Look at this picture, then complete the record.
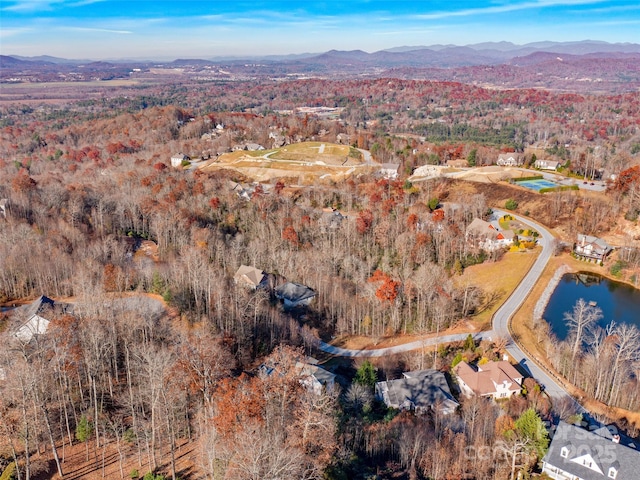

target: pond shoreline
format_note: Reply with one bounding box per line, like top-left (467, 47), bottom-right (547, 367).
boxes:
top-left (533, 264), bottom-right (570, 323)
top-left (541, 266), bottom-right (640, 340)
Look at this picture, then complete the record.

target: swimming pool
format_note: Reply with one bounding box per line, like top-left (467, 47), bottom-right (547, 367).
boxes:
top-left (516, 179), bottom-right (558, 191)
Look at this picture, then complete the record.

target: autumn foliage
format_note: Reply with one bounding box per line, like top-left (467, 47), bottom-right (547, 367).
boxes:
top-left (368, 269), bottom-right (401, 303)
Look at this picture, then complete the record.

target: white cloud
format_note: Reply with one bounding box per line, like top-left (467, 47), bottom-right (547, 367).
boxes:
top-left (2, 0), bottom-right (104, 12)
top-left (61, 26), bottom-right (131, 34)
top-left (413, 0), bottom-right (603, 20)
top-left (0, 27), bottom-right (33, 38)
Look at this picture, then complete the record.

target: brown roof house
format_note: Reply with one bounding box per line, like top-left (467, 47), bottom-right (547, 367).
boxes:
top-left (375, 369), bottom-right (459, 415)
top-left (234, 265), bottom-right (268, 290)
top-left (454, 360), bottom-right (523, 399)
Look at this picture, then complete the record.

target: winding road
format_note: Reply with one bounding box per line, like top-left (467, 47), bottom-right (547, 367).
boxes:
top-left (318, 210), bottom-right (581, 407)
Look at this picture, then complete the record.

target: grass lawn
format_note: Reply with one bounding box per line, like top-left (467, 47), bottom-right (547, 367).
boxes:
top-left (217, 142), bottom-right (361, 165)
top-left (455, 248), bottom-right (541, 330)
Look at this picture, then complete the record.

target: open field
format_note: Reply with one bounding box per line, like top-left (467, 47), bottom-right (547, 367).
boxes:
top-left (199, 141), bottom-right (373, 183)
top-left (0, 79), bottom-right (159, 104)
top-left (455, 248), bottom-right (541, 328)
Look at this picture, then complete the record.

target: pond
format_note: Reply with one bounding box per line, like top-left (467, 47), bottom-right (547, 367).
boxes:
top-left (542, 272), bottom-right (640, 340)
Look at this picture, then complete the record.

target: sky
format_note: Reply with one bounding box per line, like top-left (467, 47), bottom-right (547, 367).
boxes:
top-left (1, 0), bottom-right (639, 60)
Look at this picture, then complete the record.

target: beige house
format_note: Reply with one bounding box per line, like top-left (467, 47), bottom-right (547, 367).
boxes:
top-left (466, 218), bottom-right (515, 251)
top-left (233, 265), bottom-right (267, 290)
top-left (454, 360), bottom-right (523, 399)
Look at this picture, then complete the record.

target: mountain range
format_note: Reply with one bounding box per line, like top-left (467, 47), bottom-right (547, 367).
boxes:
top-left (2, 40), bottom-right (640, 93)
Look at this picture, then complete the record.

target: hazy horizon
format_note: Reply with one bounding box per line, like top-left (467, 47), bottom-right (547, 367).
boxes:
top-left (2, 0), bottom-right (640, 60)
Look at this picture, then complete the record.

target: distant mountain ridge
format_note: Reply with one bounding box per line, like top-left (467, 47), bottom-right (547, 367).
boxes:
top-left (3, 40), bottom-right (640, 93)
top-left (5, 40), bottom-right (640, 65)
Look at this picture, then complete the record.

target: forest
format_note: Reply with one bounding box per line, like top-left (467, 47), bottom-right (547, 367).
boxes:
top-left (1, 77), bottom-right (640, 479)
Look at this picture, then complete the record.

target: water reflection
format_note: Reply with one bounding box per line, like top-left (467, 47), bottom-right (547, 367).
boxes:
top-left (542, 272), bottom-right (640, 340)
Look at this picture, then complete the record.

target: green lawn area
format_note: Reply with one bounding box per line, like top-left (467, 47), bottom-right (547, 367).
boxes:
top-left (455, 249), bottom-right (540, 328)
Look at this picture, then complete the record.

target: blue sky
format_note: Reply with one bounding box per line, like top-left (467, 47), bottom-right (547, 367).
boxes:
top-left (1, 0), bottom-right (639, 60)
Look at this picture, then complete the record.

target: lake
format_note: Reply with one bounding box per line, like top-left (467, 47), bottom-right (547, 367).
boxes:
top-left (542, 272), bottom-right (640, 340)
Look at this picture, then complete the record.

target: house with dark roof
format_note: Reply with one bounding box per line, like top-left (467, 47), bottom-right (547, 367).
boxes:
top-left (574, 234), bottom-right (613, 262)
top-left (275, 282), bottom-right (316, 309)
top-left (13, 295), bottom-right (71, 343)
top-left (375, 369), bottom-right (459, 415)
top-left (454, 360), bottom-right (523, 399)
top-left (296, 361), bottom-right (336, 395)
top-left (542, 421), bottom-right (640, 480)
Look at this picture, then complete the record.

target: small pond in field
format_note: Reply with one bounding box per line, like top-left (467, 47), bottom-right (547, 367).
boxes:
top-left (542, 272), bottom-right (640, 340)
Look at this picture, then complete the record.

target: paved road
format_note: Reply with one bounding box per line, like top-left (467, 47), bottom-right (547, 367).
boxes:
top-left (319, 331), bottom-right (494, 358)
top-left (357, 148), bottom-right (376, 166)
top-left (318, 210), bottom-right (582, 409)
top-left (490, 211), bottom-right (579, 406)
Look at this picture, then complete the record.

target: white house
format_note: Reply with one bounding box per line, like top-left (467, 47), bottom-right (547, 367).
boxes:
top-left (13, 295), bottom-right (71, 344)
top-left (542, 421), bottom-right (640, 480)
top-left (171, 153), bottom-right (190, 168)
top-left (379, 163), bottom-right (401, 180)
top-left (497, 153), bottom-right (523, 167)
top-left (574, 234), bottom-right (612, 262)
top-left (534, 159), bottom-right (560, 171)
top-left (466, 218), bottom-right (514, 251)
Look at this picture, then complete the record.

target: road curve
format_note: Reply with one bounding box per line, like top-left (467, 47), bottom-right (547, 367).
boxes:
top-left (318, 209), bottom-right (580, 408)
top-left (490, 211), bottom-right (578, 405)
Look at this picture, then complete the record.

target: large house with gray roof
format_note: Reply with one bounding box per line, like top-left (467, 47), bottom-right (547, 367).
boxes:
top-left (375, 369), bottom-right (459, 415)
top-left (542, 421), bottom-right (640, 480)
top-left (275, 282), bottom-right (316, 309)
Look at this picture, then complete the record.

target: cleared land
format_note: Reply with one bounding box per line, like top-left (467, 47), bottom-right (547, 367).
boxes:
top-left (199, 142), bottom-right (372, 183)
